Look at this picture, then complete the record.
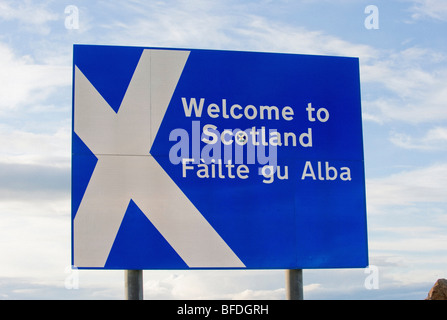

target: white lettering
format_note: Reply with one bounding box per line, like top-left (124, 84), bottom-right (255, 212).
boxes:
top-left (244, 104), bottom-right (257, 120)
top-left (301, 161), bottom-right (316, 180)
top-left (260, 105), bottom-right (279, 120)
top-left (182, 158), bottom-right (194, 177)
top-left (177, 304), bottom-right (212, 317)
top-left (230, 103), bottom-right (243, 119)
top-left (207, 103), bottom-right (220, 118)
top-left (182, 159), bottom-right (249, 180)
top-left (221, 129), bottom-right (234, 145)
top-left (202, 124), bottom-right (218, 144)
top-left (182, 97), bottom-right (205, 117)
top-left (340, 167), bottom-right (352, 181)
top-left (307, 103), bottom-right (329, 122)
top-left (222, 304), bottom-right (269, 315)
top-left (181, 98), bottom-right (294, 121)
top-left (301, 161), bottom-right (352, 181)
top-left (282, 106), bottom-right (294, 121)
top-left (299, 128), bottom-right (312, 147)
top-left (261, 165), bottom-right (288, 184)
top-left (317, 108), bottom-right (329, 122)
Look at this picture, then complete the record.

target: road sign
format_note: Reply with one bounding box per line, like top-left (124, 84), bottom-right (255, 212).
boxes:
top-left (72, 44), bottom-right (368, 269)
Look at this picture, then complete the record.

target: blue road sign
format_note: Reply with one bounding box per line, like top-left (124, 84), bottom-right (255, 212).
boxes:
top-left (72, 44), bottom-right (368, 269)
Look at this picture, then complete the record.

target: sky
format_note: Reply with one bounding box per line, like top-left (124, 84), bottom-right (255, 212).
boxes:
top-left (0, 0), bottom-right (446, 300)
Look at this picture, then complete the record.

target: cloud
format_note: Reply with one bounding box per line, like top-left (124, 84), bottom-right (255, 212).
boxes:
top-left (0, 0), bottom-right (445, 301)
top-left (0, 122), bottom-right (70, 167)
top-left (0, 199), bottom-right (69, 281)
top-left (361, 46), bottom-right (447, 124)
top-left (0, 0), bottom-right (59, 34)
top-left (89, 3), bottom-right (447, 125)
top-left (367, 163), bottom-right (447, 207)
top-left (94, 1), bottom-right (377, 60)
top-left (408, 0), bottom-right (447, 21)
top-left (362, 48), bottom-right (441, 98)
top-left (143, 270), bottom-right (285, 299)
top-left (231, 288), bottom-right (284, 300)
top-left (0, 42), bottom-right (71, 112)
top-left (0, 162), bottom-right (69, 201)
top-left (389, 127), bottom-right (447, 150)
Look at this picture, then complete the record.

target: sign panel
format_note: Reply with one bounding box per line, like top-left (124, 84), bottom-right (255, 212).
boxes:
top-left (72, 44), bottom-right (368, 269)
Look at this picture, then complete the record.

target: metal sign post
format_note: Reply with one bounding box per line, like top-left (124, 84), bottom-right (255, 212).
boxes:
top-left (125, 270), bottom-right (143, 300)
top-left (286, 269), bottom-right (303, 300)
